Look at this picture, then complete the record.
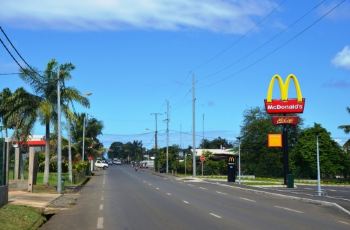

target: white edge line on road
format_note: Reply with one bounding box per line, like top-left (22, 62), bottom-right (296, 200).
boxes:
top-left (209, 212), bottom-right (222, 219)
top-left (199, 187), bottom-right (208, 190)
top-left (99, 204), bottom-right (104, 211)
top-left (274, 205), bottom-right (304, 214)
top-left (240, 197), bottom-right (256, 202)
top-left (97, 217), bottom-right (104, 229)
top-left (338, 220), bottom-right (350, 225)
top-left (205, 181), bottom-right (350, 217)
top-left (156, 187), bottom-right (160, 190)
top-left (183, 200), bottom-right (190, 204)
top-left (166, 193), bottom-right (172, 196)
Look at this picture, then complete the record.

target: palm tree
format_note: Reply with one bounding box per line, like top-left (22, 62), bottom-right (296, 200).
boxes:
top-left (20, 59), bottom-right (89, 185)
top-left (0, 87), bottom-right (39, 151)
top-left (339, 107), bottom-right (350, 134)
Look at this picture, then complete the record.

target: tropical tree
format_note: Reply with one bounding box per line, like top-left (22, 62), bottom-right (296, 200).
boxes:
top-left (20, 59), bottom-right (89, 185)
top-left (339, 107), bottom-right (350, 151)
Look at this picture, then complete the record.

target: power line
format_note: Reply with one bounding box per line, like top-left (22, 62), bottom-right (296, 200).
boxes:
top-left (198, 0), bottom-right (327, 83)
top-left (192, 0), bottom-right (287, 71)
top-left (199, 0), bottom-right (347, 89)
top-left (0, 26), bottom-right (37, 74)
top-left (0, 36), bottom-right (26, 71)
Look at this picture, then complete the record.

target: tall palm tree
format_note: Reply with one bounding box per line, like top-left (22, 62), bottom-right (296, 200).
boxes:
top-left (0, 87), bottom-right (39, 148)
top-left (339, 107), bottom-right (350, 134)
top-left (20, 59), bottom-right (89, 185)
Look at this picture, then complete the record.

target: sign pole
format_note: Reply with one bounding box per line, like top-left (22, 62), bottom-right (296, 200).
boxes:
top-left (201, 161), bottom-right (203, 176)
top-left (282, 124), bottom-right (289, 185)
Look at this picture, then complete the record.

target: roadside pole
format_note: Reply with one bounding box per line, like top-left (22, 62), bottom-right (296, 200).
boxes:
top-left (316, 135), bottom-right (322, 196)
top-left (57, 73), bottom-right (62, 194)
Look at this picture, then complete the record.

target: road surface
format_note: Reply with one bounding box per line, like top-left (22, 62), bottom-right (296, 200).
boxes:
top-left (41, 166), bottom-right (350, 230)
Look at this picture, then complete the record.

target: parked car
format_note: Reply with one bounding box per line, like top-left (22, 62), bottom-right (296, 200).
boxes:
top-left (95, 160), bottom-right (108, 169)
top-left (113, 159), bottom-right (122, 165)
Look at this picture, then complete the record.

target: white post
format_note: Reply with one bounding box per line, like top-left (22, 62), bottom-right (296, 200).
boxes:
top-left (68, 121), bottom-right (73, 183)
top-left (57, 73), bottom-right (62, 194)
top-left (82, 114), bottom-right (86, 161)
top-left (238, 137), bottom-right (241, 185)
top-left (316, 135), bottom-right (321, 196)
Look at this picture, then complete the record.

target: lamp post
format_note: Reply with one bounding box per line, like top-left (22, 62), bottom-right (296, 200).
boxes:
top-left (237, 137), bottom-right (241, 185)
top-left (57, 72), bottom-right (62, 193)
top-left (82, 93), bottom-right (92, 162)
top-left (316, 135), bottom-right (322, 196)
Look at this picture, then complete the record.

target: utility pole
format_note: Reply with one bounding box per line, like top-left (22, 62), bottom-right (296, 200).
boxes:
top-left (82, 113), bottom-right (88, 161)
top-left (165, 100), bottom-right (170, 174)
top-left (202, 113), bottom-right (205, 147)
top-left (57, 73), bottom-right (62, 194)
top-left (237, 137), bottom-right (241, 185)
top-left (181, 124), bottom-right (186, 176)
top-left (67, 121), bottom-right (73, 183)
top-left (192, 73), bottom-right (196, 177)
top-left (316, 135), bottom-right (322, 196)
top-left (151, 112), bottom-right (161, 171)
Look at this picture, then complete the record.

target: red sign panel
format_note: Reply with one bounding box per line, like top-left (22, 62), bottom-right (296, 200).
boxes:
top-left (200, 155), bottom-right (206, 162)
top-left (272, 116), bottom-right (299, 126)
top-left (264, 98), bottom-right (305, 114)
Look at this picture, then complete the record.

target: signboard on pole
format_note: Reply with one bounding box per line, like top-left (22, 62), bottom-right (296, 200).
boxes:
top-left (200, 155), bottom-right (206, 162)
top-left (268, 134), bottom-right (282, 148)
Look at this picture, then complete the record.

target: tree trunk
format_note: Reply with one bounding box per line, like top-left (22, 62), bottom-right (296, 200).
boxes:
top-left (43, 121), bottom-right (50, 185)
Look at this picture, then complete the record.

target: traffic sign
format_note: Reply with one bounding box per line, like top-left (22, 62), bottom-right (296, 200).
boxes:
top-left (200, 155), bottom-right (206, 162)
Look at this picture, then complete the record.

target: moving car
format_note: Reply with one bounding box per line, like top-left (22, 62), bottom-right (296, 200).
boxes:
top-left (95, 160), bottom-right (108, 169)
top-left (113, 159), bottom-right (122, 165)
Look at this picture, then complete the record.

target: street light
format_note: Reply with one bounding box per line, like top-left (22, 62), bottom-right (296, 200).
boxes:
top-left (316, 134), bottom-right (322, 196)
top-left (82, 93), bottom-right (92, 161)
top-left (237, 137), bottom-right (241, 185)
top-left (57, 72), bottom-right (62, 193)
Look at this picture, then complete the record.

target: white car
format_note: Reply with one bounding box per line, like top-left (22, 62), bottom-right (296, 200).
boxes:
top-left (95, 160), bottom-right (108, 169)
top-left (113, 159), bottom-right (122, 165)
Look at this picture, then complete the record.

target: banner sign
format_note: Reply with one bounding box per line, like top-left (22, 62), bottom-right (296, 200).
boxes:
top-left (264, 74), bottom-right (305, 114)
top-left (268, 134), bottom-right (282, 148)
top-left (272, 116), bottom-right (299, 126)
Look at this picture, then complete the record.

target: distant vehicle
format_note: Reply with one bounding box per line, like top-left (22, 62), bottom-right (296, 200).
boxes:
top-left (106, 159), bottom-right (113, 165)
top-left (113, 158), bottom-right (122, 165)
top-left (95, 160), bottom-right (108, 169)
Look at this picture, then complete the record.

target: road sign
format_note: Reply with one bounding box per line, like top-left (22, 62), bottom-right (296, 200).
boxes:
top-left (200, 155), bottom-right (206, 162)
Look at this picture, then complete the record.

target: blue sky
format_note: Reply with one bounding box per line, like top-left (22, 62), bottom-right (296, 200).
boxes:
top-left (1, 0), bottom-right (350, 149)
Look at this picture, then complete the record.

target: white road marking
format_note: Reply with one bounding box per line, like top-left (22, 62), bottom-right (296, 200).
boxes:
top-left (199, 187), bottom-right (208, 190)
top-left (328, 189), bottom-right (337, 192)
top-left (240, 197), bottom-right (256, 202)
top-left (148, 183), bottom-right (152, 186)
top-left (216, 191), bottom-right (227, 195)
top-left (97, 217), bottom-right (104, 229)
top-left (156, 187), bottom-right (160, 190)
top-left (183, 200), bottom-right (190, 204)
top-left (99, 204), bottom-right (104, 211)
top-left (209, 212), bottom-right (222, 219)
top-left (303, 188), bottom-right (313, 190)
top-left (338, 220), bottom-right (350, 226)
top-left (166, 193), bottom-right (172, 196)
top-left (101, 196), bottom-right (104, 201)
top-left (274, 206), bottom-right (304, 214)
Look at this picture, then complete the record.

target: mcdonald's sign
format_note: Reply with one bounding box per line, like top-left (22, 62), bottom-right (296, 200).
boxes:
top-left (228, 156), bottom-right (235, 163)
top-left (264, 74), bottom-right (305, 114)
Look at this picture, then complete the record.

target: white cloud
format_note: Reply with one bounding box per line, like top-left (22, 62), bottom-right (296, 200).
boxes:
top-left (0, 0), bottom-right (276, 33)
top-left (332, 46), bottom-right (350, 70)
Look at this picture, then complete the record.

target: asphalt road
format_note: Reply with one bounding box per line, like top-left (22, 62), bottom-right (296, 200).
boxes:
top-left (41, 166), bottom-right (350, 230)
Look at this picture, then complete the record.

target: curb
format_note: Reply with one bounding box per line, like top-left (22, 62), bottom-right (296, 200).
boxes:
top-left (206, 181), bottom-right (350, 217)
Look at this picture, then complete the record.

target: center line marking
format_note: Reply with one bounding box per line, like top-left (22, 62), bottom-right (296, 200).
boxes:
top-left (338, 220), bottom-right (350, 225)
top-left (99, 204), bottom-right (103, 211)
top-left (209, 213), bottom-right (222, 219)
top-left (166, 193), bottom-right (172, 196)
top-left (156, 187), bottom-right (160, 190)
top-left (274, 206), bottom-right (304, 214)
top-left (216, 191), bottom-right (227, 195)
top-left (97, 217), bottom-right (104, 229)
top-left (183, 200), bottom-right (190, 204)
top-left (240, 197), bottom-right (256, 202)
top-left (199, 187), bottom-right (208, 190)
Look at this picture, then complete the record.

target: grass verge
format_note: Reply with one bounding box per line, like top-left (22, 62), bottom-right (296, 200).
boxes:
top-left (0, 204), bottom-right (45, 230)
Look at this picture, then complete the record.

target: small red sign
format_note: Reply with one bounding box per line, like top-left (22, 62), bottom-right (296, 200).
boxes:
top-left (200, 155), bottom-right (206, 162)
top-left (264, 98), bottom-right (305, 114)
top-left (272, 116), bottom-right (299, 126)
top-left (88, 155), bottom-right (94, 161)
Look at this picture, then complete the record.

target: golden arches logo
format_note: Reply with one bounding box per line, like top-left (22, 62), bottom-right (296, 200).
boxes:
top-left (264, 74), bottom-right (305, 114)
top-left (266, 74), bottom-right (303, 102)
top-left (228, 156), bottom-right (235, 163)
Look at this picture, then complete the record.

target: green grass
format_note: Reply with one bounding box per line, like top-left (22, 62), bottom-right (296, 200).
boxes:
top-left (0, 205), bottom-right (45, 230)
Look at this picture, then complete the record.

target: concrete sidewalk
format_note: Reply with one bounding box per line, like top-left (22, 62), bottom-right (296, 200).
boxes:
top-left (8, 191), bottom-right (61, 212)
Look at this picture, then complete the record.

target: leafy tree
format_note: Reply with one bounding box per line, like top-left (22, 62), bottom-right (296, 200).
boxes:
top-left (20, 59), bottom-right (89, 185)
top-left (239, 107), bottom-right (302, 177)
top-left (200, 137), bottom-right (233, 149)
top-left (290, 123), bottom-right (349, 179)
